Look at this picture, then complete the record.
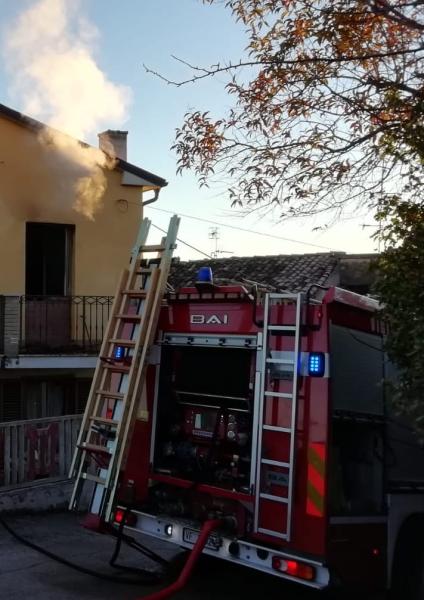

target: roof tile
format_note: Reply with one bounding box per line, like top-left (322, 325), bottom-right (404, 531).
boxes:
top-left (169, 253), bottom-right (344, 293)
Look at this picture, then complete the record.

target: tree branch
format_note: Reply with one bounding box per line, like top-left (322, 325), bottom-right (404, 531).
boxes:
top-left (367, 76), bottom-right (424, 97)
top-left (372, 0), bottom-right (424, 30)
top-left (143, 45), bottom-right (424, 87)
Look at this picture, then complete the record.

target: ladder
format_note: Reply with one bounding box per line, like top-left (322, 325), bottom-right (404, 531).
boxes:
top-left (254, 292), bottom-right (303, 541)
top-left (68, 215), bottom-right (180, 521)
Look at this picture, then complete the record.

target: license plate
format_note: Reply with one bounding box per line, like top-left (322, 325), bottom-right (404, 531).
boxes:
top-left (183, 527), bottom-right (221, 551)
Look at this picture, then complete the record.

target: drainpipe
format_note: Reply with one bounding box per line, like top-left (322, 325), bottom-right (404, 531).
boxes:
top-left (142, 189), bottom-right (160, 207)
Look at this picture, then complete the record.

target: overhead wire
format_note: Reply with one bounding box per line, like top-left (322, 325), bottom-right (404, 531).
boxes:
top-left (147, 206), bottom-right (341, 252)
top-left (150, 222), bottom-right (213, 259)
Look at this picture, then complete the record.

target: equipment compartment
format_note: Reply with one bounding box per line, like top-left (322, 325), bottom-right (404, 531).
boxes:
top-left (152, 344), bottom-right (255, 492)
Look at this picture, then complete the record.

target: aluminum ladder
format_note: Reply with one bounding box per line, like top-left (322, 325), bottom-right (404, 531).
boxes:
top-left (254, 292), bottom-right (303, 541)
top-left (68, 215), bottom-right (180, 521)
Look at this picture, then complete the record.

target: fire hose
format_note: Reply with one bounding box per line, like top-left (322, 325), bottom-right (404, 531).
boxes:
top-left (0, 513), bottom-right (162, 586)
top-left (138, 518), bottom-right (223, 600)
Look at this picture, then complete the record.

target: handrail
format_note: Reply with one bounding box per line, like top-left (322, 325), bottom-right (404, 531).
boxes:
top-left (18, 295), bottom-right (113, 354)
top-left (0, 414), bottom-right (82, 428)
top-left (0, 414), bottom-right (83, 488)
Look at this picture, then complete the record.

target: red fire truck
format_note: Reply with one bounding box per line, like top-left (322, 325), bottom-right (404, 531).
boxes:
top-left (70, 221), bottom-right (424, 598)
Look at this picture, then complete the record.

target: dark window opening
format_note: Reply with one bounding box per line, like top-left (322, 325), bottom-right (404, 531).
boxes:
top-left (26, 222), bottom-right (74, 296)
top-left (0, 378), bottom-right (92, 423)
top-left (73, 379), bottom-right (91, 414)
top-left (0, 381), bottom-right (23, 422)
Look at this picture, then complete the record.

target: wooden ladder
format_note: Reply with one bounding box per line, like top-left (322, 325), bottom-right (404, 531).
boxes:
top-left (68, 215), bottom-right (180, 521)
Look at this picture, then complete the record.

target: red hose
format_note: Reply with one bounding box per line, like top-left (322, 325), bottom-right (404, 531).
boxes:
top-left (138, 519), bottom-right (223, 600)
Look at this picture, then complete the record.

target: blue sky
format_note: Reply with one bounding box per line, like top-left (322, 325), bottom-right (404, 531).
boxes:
top-left (0, 0), bottom-right (378, 260)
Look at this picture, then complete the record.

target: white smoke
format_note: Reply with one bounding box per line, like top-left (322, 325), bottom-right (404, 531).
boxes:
top-left (2, 0), bottom-right (132, 219)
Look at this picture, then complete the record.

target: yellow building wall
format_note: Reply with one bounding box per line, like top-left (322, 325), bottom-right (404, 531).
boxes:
top-left (0, 117), bottom-right (145, 296)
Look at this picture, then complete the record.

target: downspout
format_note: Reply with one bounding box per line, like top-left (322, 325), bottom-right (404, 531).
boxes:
top-left (142, 188), bottom-right (160, 207)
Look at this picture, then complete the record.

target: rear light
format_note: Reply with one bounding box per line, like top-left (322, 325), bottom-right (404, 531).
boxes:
top-left (114, 508), bottom-right (125, 524)
top-left (113, 508), bottom-right (137, 527)
top-left (272, 556), bottom-right (315, 581)
top-left (286, 560), bottom-right (315, 580)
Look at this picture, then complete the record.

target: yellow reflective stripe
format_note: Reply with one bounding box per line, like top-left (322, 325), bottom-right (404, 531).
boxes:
top-left (308, 446), bottom-right (325, 477)
top-left (307, 481), bottom-right (324, 514)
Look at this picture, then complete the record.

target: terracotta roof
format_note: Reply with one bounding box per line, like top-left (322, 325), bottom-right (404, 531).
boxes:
top-left (0, 103), bottom-right (167, 189)
top-left (169, 252), bottom-right (344, 293)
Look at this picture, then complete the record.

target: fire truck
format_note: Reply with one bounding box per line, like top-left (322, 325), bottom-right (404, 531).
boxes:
top-left (69, 217), bottom-right (424, 598)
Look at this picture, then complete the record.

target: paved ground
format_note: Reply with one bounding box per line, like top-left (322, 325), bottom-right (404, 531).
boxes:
top-left (0, 512), bottom-right (378, 600)
top-left (0, 512), bottom-right (317, 599)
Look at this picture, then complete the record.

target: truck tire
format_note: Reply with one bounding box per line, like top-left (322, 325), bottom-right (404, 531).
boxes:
top-left (390, 517), bottom-right (424, 600)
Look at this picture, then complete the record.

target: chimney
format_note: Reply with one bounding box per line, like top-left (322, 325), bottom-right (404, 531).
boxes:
top-left (98, 129), bottom-right (128, 161)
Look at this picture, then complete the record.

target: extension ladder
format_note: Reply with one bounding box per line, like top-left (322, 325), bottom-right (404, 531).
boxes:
top-left (69, 215), bottom-right (180, 521)
top-left (254, 292), bottom-right (303, 541)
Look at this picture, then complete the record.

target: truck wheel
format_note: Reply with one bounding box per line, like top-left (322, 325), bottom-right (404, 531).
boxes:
top-left (391, 518), bottom-right (424, 600)
top-left (395, 548), bottom-right (424, 600)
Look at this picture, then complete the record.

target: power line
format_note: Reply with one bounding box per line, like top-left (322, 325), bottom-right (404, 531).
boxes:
top-left (148, 206), bottom-right (340, 252)
top-left (150, 222), bottom-right (213, 259)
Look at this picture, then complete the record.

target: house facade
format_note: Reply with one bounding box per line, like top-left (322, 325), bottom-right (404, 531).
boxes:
top-left (0, 103), bottom-right (376, 424)
top-left (0, 103), bottom-right (167, 422)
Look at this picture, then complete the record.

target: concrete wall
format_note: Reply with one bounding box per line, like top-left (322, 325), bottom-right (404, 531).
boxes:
top-left (0, 116), bottom-right (145, 296)
top-left (0, 478), bottom-right (91, 513)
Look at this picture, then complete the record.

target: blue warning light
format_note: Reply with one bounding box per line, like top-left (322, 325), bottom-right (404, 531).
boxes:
top-left (196, 266), bottom-right (213, 285)
top-left (114, 346), bottom-right (125, 360)
top-left (308, 352), bottom-right (325, 377)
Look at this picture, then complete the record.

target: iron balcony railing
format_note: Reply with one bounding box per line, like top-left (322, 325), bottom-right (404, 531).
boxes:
top-left (19, 295), bottom-right (113, 354)
top-left (0, 296), bottom-right (4, 355)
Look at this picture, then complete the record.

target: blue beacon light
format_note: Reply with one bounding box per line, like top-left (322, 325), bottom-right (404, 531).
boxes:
top-left (308, 352), bottom-right (325, 377)
top-left (196, 266), bottom-right (213, 285)
top-left (114, 346), bottom-right (125, 361)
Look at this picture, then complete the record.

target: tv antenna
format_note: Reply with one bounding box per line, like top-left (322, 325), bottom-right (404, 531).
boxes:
top-left (208, 227), bottom-right (233, 259)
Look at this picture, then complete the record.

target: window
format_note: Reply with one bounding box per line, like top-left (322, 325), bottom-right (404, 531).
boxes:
top-left (26, 222), bottom-right (74, 296)
top-left (0, 381), bottom-right (22, 422)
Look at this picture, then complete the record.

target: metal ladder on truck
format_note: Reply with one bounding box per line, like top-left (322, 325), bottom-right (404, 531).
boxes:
top-left (254, 292), bottom-right (303, 541)
top-left (68, 215), bottom-right (180, 521)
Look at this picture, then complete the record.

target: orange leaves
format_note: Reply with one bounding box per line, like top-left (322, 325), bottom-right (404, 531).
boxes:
top-left (173, 111), bottom-right (225, 177)
top-left (372, 110), bottom-right (398, 123)
top-left (331, 10), bottom-right (381, 56)
top-left (172, 0), bottom-right (424, 220)
top-left (371, 107), bottom-right (413, 125)
top-left (292, 17), bottom-right (312, 40)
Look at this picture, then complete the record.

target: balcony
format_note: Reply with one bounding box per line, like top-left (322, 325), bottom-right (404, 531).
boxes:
top-left (0, 295), bottom-right (113, 356)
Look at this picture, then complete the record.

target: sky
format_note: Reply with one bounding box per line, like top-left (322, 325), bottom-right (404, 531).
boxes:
top-left (0, 0), bottom-right (379, 261)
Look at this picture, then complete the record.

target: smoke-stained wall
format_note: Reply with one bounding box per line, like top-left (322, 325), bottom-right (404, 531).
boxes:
top-left (0, 116), bottom-right (144, 296)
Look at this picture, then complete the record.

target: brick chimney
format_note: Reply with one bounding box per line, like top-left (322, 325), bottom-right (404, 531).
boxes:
top-left (98, 130), bottom-right (128, 161)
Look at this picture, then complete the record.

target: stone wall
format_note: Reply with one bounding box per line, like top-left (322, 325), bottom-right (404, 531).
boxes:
top-left (0, 478), bottom-right (91, 513)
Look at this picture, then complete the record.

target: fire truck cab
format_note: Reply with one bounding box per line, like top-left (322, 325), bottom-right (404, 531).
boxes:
top-left (108, 274), bottom-right (424, 596)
